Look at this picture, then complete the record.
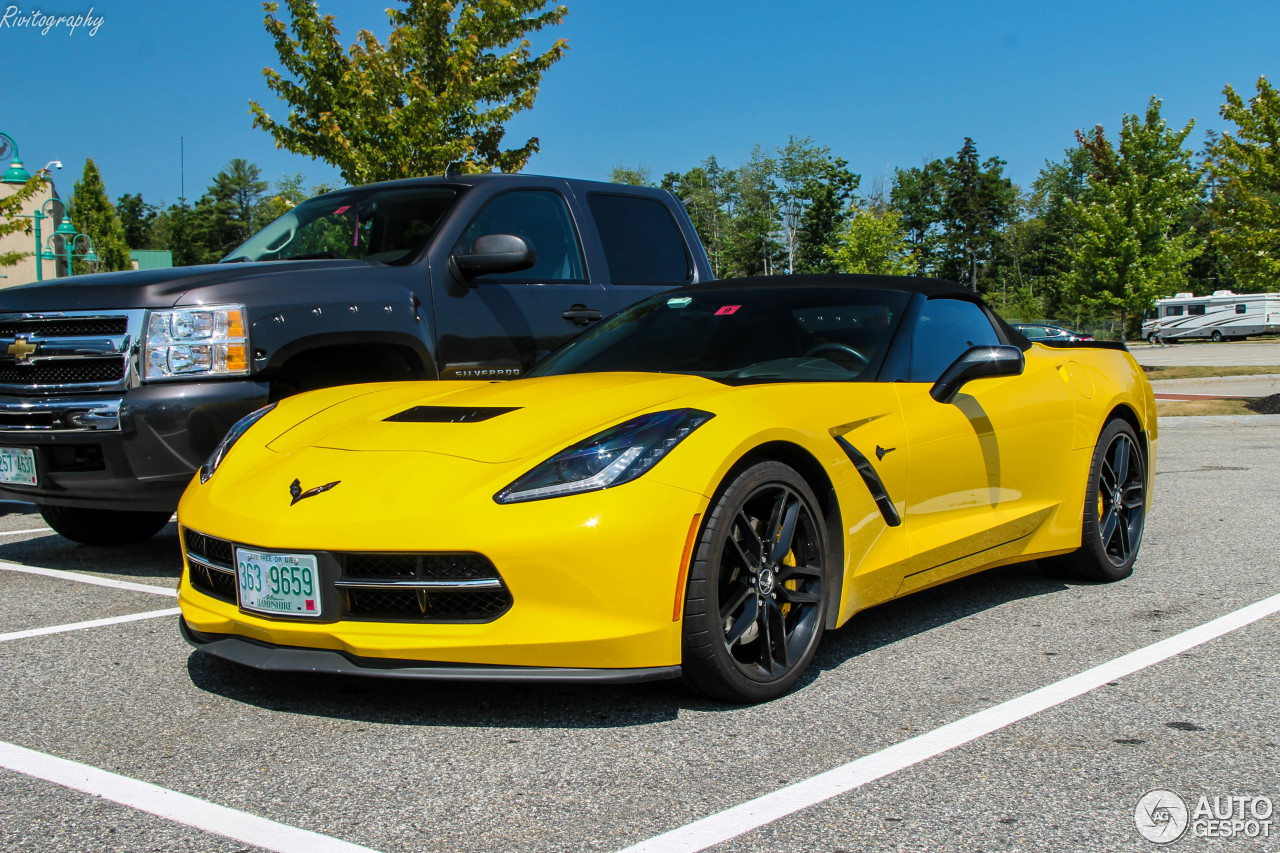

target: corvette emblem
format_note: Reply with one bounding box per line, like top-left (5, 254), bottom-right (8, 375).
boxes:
top-left (7, 337), bottom-right (37, 363)
top-left (290, 478), bottom-right (340, 506)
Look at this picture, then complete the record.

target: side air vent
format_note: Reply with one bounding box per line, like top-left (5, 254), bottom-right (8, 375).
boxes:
top-left (384, 406), bottom-right (519, 423)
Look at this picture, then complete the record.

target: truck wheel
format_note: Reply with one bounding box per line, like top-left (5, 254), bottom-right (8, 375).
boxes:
top-left (37, 505), bottom-right (173, 545)
top-left (1211, 330), bottom-right (1224, 342)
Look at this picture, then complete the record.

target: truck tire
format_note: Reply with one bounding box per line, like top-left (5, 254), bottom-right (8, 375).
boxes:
top-left (37, 504), bottom-right (173, 546)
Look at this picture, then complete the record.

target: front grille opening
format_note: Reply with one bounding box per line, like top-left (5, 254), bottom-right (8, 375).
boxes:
top-left (182, 528), bottom-right (234, 569)
top-left (0, 318), bottom-right (128, 337)
top-left (0, 357), bottom-right (125, 386)
top-left (339, 551), bottom-right (511, 622)
top-left (344, 587), bottom-right (512, 620)
top-left (189, 562), bottom-right (237, 603)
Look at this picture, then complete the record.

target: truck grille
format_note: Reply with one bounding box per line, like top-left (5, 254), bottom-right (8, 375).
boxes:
top-left (0, 311), bottom-right (139, 394)
top-left (0, 318), bottom-right (128, 337)
top-left (0, 358), bottom-right (126, 386)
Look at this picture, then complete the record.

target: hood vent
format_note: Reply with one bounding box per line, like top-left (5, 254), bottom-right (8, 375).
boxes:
top-left (384, 405), bottom-right (519, 424)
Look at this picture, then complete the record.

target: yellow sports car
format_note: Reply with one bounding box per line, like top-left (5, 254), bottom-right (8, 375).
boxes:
top-left (177, 275), bottom-right (1155, 702)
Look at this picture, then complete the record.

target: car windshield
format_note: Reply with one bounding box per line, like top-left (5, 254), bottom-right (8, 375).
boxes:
top-left (529, 286), bottom-right (911, 384)
top-left (223, 186), bottom-right (459, 264)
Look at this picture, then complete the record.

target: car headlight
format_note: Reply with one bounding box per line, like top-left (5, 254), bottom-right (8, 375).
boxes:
top-left (145, 304), bottom-right (248, 380)
top-left (199, 403), bottom-right (276, 484)
top-left (495, 409), bottom-right (714, 504)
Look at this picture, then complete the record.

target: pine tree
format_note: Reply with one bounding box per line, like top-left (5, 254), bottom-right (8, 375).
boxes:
top-left (68, 159), bottom-right (131, 274)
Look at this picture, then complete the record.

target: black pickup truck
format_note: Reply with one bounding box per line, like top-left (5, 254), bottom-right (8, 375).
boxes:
top-left (0, 174), bottom-right (712, 543)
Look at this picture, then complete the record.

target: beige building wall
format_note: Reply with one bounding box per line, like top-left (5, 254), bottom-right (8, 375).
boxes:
top-left (0, 180), bottom-right (67, 289)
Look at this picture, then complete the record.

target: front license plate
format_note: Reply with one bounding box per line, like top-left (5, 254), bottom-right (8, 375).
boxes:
top-left (0, 448), bottom-right (37, 487)
top-left (235, 549), bottom-right (322, 617)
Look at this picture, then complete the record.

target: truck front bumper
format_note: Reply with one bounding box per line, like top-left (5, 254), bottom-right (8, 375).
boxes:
top-left (0, 380), bottom-right (270, 511)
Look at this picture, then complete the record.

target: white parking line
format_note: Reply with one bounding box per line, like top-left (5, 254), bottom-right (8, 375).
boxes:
top-left (0, 608), bottom-right (181, 644)
top-left (0, 561), bottom-right (176, 596)
top-left (0, 740), bottom-right (384, 853)
top-left (618, 590), bottom-right (1280, 853)
top-left (0, 527), bottom-right (51, 537)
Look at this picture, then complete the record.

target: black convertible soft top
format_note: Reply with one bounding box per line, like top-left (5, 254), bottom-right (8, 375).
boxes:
top-left (682, 274), bottom-right (1032, 350)
top-left (684, 273), bottom-right (973, 299)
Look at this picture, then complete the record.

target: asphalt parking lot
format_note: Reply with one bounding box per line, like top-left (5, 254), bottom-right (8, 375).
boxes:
top-left (2, 418), bottom-right (1279, 853)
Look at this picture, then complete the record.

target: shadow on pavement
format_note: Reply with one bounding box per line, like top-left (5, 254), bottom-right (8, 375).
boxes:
top-left (185, 559), bottom-right (1072, 728)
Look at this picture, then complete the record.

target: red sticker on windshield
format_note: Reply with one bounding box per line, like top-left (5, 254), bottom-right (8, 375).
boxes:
top-left (715, 305), bottom-right (741, 316)
top-left (331, 205), bottom-right (350, 215)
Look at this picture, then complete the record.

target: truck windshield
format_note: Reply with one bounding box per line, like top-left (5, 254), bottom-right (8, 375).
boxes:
top-left (223, 186), bottom-right (459, 264)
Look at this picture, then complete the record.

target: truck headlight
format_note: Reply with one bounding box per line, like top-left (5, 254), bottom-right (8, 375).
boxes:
top-left (144, 305), bottom-right (248, 380)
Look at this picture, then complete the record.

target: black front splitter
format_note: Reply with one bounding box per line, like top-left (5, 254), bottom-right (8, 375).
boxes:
top-left (180, 618), bottom-right (682, 684)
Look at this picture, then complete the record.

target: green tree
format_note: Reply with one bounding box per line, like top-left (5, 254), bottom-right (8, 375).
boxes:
top-left (0, 173), bottom-right (49, 270)
top-left (609, 165), bottom-right (653, 187)
top-left (1207, 76), bottom-right (1280, 291)
top-left (116, 193), bottom-right (158, 250)
top-left (68, 159), bottom-right (131, 274)
top-left (192, 159), bottom-right (269, 260)
top-left (662, 158), bottom-right (732, 277)
top-left (724, 146), bottom-right (782, 277)
top-left (250, 0), bottom-right (568, 184)
top-left (253, 171), bottom-right (311, 226)
top-left (1064, 98), bottom-right (1203, 338)
top-left (826, 204), bottom-right (917, 275)
top-left (936, 138), bottom-right (1018, 289)
top-left (889, 161), bottom-right (946, 276)
top-left (775, 136), bottom-right (859, 274)
top-left (149, 201), bottom-right (203, 266)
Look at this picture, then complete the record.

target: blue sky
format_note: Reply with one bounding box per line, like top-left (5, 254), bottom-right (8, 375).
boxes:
top-left (2, 1), bottom-right (1276, 209)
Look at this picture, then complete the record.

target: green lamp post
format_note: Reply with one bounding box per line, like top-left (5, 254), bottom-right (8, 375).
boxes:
top-left (0, 131), bottom-right (30, 184)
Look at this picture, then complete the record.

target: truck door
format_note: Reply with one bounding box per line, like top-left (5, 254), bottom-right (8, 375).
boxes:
top-left (579, 191), bottom-right (697, 314)
top-left (430, 187), bottom-right (607, 379)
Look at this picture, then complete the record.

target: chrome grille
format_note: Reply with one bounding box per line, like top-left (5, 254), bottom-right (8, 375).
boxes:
top-left (0, 310), bottom-right (141, 395)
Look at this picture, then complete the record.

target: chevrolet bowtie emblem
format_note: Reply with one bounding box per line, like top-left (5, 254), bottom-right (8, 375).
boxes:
top-left (290, 478), bottom-right (340, 506)
top-left (7, 337), bottom-right (37, 363)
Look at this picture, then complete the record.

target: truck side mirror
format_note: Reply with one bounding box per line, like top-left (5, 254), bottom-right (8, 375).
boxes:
top-left (450, 234), bottom-right (535, 285)
top-left (930, 345), bottom-right (1024, 404)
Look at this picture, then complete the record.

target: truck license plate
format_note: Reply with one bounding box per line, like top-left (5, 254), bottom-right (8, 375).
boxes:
top-left (235, 549), bottom-right (321, 617)
top-left (0, 448), bottom-right (37, 486)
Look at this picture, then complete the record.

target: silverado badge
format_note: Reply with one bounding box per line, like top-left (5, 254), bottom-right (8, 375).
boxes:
top-left (290, 478), bottom-right (340, 506)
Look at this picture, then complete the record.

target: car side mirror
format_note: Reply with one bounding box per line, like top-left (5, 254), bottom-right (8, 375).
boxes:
top-left (930, 345), bottom-right (1025, 404)
top-left (450, 234), bottom-right (535, 285)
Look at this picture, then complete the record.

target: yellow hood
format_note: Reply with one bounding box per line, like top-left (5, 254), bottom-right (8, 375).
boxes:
top-left (265, 372), bottom-right (727, 463)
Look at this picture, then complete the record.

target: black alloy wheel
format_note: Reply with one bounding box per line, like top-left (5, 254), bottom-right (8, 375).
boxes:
top-left (681, 461), bottom-right (828, 702)
top-left (1047, 419), bottom-right (1147, 582)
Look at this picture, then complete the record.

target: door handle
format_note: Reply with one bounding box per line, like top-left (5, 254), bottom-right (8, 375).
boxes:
top-left (562, 305), bottom-right (603, 326)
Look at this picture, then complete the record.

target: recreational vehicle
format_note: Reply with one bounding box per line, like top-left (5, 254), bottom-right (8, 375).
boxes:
top-left (1142, 290), bottom-right (1280, 342)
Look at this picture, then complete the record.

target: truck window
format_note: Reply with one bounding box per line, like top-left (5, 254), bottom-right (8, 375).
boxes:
top-left (458, 190), bottom-right (586, 282)
top-left (1188, 304), bottom-right (1206, 315)
top-left (1237, 304), bottom-right (1248, 314)
top-left (587, 193), bottom-right (691, 285)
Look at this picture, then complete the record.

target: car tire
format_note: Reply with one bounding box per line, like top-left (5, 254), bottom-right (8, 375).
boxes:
top-left (1211, 330), bottom-right (1224, 342)
top-left (1044, 419), bottom-right (1147, 582)
top-left (681, 461), bottom-right (828, 702)
top-left (37, 504), bottom-right (173, 546)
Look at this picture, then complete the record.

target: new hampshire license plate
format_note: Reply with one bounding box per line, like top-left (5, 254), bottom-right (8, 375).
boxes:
top-left (235, 549), bottom-right (321, 617)
top-left (0, 448), bottom-right (37, 487)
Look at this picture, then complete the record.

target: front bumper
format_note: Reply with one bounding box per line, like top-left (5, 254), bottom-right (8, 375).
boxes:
top-left (180, 619), bottom-right (681, 683)
top-left (0, 379), bottom-right (269, 511)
